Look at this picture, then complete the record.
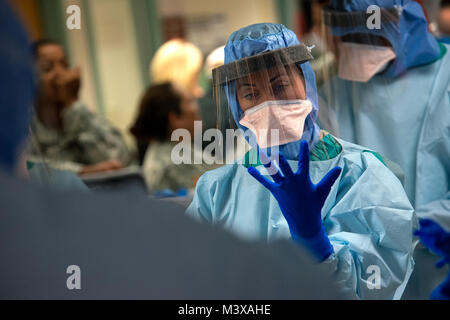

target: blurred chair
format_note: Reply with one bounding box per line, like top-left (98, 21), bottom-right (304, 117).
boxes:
top-left (81, 166), bottom-right (148, 194)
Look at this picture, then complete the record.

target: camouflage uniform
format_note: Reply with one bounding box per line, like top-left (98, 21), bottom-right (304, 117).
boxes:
top-left (29, 102), bottom-right (129, 173)
top-left (143, 141), bottom-right (218, 192)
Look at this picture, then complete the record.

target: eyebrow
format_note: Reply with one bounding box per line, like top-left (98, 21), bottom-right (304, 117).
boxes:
top-left (238, 74), bottom-right (288, 89)
top-left (270, 75), bottom-right (282, 83)
top-left (238, 83), bottom-right (256, 89)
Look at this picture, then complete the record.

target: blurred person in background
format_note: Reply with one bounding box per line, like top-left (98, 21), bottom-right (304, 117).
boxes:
top-left (438, 0), bottom-right (450, 43)
top-left (130, 83), bottom-right (216, 193)
top-left (28, 39), bottom-right (130, 175)
top-left (199, 45), bottom-right (242, 156)
top-left (151, 39), bottom-right (219, 155)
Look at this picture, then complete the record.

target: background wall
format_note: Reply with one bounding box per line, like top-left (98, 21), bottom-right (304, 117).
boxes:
top-left (159, 0), bottom-right (277, 37)
top-left (85, 0), bottom-right (144, 144)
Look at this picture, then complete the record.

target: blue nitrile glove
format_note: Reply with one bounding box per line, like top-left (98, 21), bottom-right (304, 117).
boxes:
top-left (248, 140), bottom-right (342, 262)
top-left (414, 219), bottom-right (450, 268)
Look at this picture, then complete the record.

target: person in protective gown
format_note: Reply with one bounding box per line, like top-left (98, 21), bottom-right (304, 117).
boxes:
top-left (318, 0), bottom-right (450, 299)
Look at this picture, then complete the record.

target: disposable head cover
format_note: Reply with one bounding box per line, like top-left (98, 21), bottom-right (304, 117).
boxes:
top-left (0, 0), bottom-right (35, 171)
top-left (322, 0), bottom-right (441, 78)
top-left (214, 23), bottom-right (320, 160)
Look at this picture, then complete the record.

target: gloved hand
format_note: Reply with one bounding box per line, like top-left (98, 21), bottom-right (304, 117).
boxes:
top-left (248, 140), bottom-right (342, 262)
top-left (414, 219), bottom-right (450, 268)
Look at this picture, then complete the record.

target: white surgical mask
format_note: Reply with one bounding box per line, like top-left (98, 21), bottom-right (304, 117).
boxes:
top-left (239, 99), bottom-right (312, 148)
top-left (338, 42), bottom-right (396, 82)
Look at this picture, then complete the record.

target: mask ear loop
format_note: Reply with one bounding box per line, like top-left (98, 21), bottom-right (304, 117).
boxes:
top-left (292, 61), bottom-right (320, 160)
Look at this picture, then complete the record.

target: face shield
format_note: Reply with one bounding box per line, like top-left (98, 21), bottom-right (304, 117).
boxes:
top-left (320, 0), bottom-right (440, 80)
top-left (320, 5), bottom-right (400, 84)
top-left (213, 43), bottom-right (320, 162)
top-left (317, 7), bottom-right (399, 136)
top-left (317, 0), bottom-right (442, 144)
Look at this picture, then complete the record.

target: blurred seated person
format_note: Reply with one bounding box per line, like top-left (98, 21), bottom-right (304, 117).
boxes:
top-left (151, 39), bottom-right (221, 155)
top-left (150, 39), bottom-right (205, 99)
top-left (130, 83), bottom-right (217, 193)
top-left (28, 39), bottom-right (130, 175)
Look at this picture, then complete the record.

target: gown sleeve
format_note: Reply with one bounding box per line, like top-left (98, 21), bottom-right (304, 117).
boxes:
top-left (323, 151), bottom-right (415, 299)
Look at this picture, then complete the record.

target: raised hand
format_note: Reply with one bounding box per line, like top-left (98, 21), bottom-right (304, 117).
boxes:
top-left (248, 140), bottom-right (342, 261)
top-left (55, 67), bottom-right (81, 108)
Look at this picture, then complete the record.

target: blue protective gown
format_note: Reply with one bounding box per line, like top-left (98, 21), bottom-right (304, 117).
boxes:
top-left (187, 134), bottom-right (415, 299)
top-left (320, 0), bottom-right (450, 298)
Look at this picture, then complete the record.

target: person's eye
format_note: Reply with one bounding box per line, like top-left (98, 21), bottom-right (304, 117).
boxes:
top-left (244, 91), bottom-right (259, 100)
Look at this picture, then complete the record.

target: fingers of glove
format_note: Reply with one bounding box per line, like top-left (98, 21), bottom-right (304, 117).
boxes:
top-left (277, 152), bottom-right (294, 177)
top-left (436, 257), bottom-right (449, 268)
top-left (258, 149), bottom-right (271, 166)
top-left (414, 230), bottom-right (426, 238)
top-left (419, 219), bottom-right (437, 229)
top-left (297, 140), bottom-right (310, 176)
top-left (420, 219), bottom-right (445, 237)
top-left (248, 167), bottom-right (274, 191)
top-left (258, 150), bottom-right (282, 182)
top-left (414, 232), bottom-right (437, 244)
top-left (265, 163), bottom-right (283, 183)
top-left (269, 167), bottom-right (284, 183)
top-left (316, 167), bottom-right (342, 202)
